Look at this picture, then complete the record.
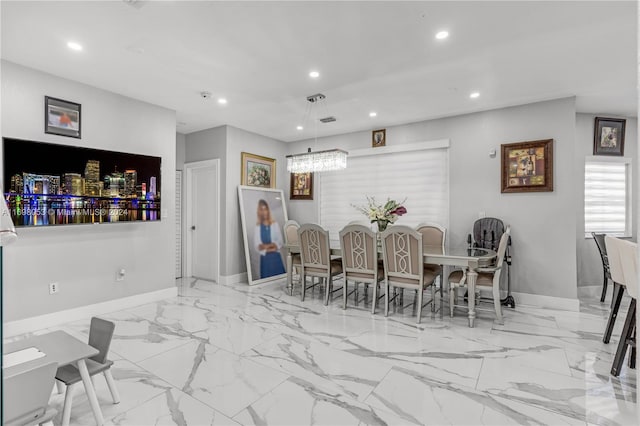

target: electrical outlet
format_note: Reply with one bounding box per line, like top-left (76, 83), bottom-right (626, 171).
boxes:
top-left (49, 282), bottom-right (59, 294)
top-left (116, 268), bottom-right (126, 282)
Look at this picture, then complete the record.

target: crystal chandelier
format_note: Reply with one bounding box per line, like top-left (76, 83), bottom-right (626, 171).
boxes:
top-left (286, 94), bottom-right (348, 173)
top-left (286, 148), bottom-right (348, 173)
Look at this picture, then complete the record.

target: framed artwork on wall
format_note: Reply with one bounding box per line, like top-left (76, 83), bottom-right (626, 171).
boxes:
top-left (372, 129), bottom-right (386, 147)
top-left (501, 139), bottom-right (554, 193)
top-left (593, 117), bottom-right (625, 156)
top-left (290, 172), bottom-right (313, 200)
top-left (238, 186), bottom-right (289, 285)
top-left (44, 96), bottom-right (81, 139)
top-left (241, 152), bottom-right (276, 188)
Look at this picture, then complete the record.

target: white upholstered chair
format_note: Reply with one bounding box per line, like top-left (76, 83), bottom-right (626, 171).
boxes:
top-left (298, 224), bottom-right (343, 305)
top-left (448, 226), bottom-right (510, 324)
top-left (283, 220), bottom-right (301, 293)
top-left (339, 224), bottom-right (384, 313)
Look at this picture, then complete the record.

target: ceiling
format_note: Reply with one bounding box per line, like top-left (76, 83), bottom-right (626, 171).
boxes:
top-left (1, 1), bottom-right (637, 142)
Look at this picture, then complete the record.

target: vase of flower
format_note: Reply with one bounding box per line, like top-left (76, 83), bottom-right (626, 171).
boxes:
top-left (353, 196), bottom-right (407, 233)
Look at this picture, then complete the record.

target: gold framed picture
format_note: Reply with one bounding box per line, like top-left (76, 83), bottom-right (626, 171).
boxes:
top-left (241, 152), bottom-right (276, 188)
top-left (372, 129), bottom-right (386, 148)
top-left (501, 139), bottom-right (553, 193)
top-left (290, 172), bottom-right (313, 200)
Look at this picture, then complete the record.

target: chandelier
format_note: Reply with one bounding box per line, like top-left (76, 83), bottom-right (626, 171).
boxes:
top-left (286, 93), bottom-right (348, 173)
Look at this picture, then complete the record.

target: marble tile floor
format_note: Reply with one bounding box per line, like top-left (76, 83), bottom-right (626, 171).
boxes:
top-left (5, 277), bottom-right (637, 425)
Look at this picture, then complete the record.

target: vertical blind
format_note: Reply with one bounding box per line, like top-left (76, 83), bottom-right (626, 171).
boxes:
top-left (584, 159), bottom-right (631, 237)
top-left (320, 147), bottom-right (449, 240)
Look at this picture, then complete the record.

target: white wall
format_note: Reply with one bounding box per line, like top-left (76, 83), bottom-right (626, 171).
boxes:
top-left (289, 98), bottom-right (579, 300)
top-left (575, 113), bottom-right (638, 290)
top-left (1, 61), bottom-right (177, 321)
top-left (176, 132), bottom-right (186, 170)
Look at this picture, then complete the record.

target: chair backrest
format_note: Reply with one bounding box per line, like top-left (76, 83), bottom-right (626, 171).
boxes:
top-left (298, 224), bottom-right (332, 273)
top-left (339, 224), bottom-right (378, 279)
top-left (472, 217), bottom-right (505, 250)
top-left (3, 361), bottom-right (57, 425)
top-left (416, 223), bottom-right (446, 253)
top-left (494, 226), bottom-right (511, 270)
top-left (380, 225), bottom-right (424, 287)
top-left (618, 240), bottom-right (638, 299)
top-left (591, 233), bottom-right (610, 268)
top-left (605, 236), bottom-right (626, 286)
top-left (88, 317), bottom-right (115, 364)
top-left (283, 220), bottom-right (300, 245)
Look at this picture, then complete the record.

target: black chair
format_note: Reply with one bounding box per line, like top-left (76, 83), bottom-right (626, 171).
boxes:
top-left (592, 233), bottom-right (612, 303)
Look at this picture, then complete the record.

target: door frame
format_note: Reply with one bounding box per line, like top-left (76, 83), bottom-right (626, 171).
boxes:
top-left (184, 159), bottom-right (221, 283)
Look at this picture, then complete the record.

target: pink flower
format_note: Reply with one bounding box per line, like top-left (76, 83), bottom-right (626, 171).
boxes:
top-left (390, 206), bottom-right (407, 216)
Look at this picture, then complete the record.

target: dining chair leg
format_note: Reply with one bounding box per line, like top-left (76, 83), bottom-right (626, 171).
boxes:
top-left (354, 284), bottom-right (358, 305)
top-left (384, 281), bottom-right (390, 317)
top-left (600, 273), bottom-right (608, 303)
top-left (431, 283), bottom-right (436, 313)
top-left (61, 383), bottom-right (77, 426)
top-left (56, 380), bottom-right (65, 394)
top-left (343, 281), bottom-right (348, 309)
top-left (301, 274), bottom-right (307, 301)
top-left (104, 369), bottom-right (121, 404)
top-left (416, 287), bottom-right (424, 324)
top-left (493, 282), bottom-right (504, 325)
top-left (371, 282), bottom-right (378, 314)
top-left (324, 277), bottom-right (331, 306)
top-left (450, 285), bottom-right (455, 318)
top-left (611, 299), bottom-right (636, 376)
top-left (604, 283), bottom-right (624, 343)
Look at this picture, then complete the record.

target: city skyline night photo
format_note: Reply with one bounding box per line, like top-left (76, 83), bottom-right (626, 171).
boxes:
top-left (3, 138), bottom-right (162, 226)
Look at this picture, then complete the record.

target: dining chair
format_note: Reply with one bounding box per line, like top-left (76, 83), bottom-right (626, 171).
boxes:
top-left (592, 232), bottom-right (613, 303)
top-left (55, 317), bottom-right (120, 426)
top-left (380, 225), bottom-right (439, 323)
top-left (3, 361), bottom-right (58, 426)
top-left (607, 237), bottom-right (637, 376)
top-left (339, 224), bottom-right (384, 313)
top-left (298, 224), bottom-right (343, 305)
top-left (603, 235), bottom-right (626, 344)
top-left (448, 226), bottom-right (510, 324)
top-left (283, 220), bottom-right (302, 293)
top-left (416, 223), bottom-right (446, 298)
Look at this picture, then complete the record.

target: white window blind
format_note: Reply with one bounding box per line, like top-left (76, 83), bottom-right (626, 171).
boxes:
top-left (584, 158), bottom-right (632, 237)
top-left (320, 147), bottom-right (449, 240)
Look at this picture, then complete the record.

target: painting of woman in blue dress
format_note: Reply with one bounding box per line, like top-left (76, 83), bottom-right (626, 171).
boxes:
top-left (253, 199), bottom-right (286, 279)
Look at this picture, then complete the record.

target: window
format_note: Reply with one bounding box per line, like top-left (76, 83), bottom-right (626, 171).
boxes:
top-left (584, 157), bottom-right (632, 237)
top-left (320, 142), bottom-right (449, 240)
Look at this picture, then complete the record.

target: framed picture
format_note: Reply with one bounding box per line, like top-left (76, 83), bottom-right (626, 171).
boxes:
top-left (290, 172), bottom-right (313, 200)
top-left (45, 96), bottom-right (81, 139)
top-left (501, 139), bottom-right (553, 193)
top-left (594, 117), bottom-right (626, 156)
top-left (241, 152), bottom-right (276, 188)
top-left (372, 129), bottom-right (386, 148)
top-left (238, 186), bottom-right (289, 285)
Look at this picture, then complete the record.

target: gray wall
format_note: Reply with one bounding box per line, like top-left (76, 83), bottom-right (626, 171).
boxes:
top-left (176, 132), bottom-right (186, 170)
top-left (1, 61), bottom-right (177, 321)
top-left (575, 113), bottom-right (638, 289)
top-left (289, 98), bottom-right (579, 300)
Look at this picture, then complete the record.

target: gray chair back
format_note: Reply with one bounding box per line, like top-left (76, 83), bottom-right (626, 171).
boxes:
top-left (605, 236), bottom-right (626, 286)
top-left (618, 239), bottom-right (638, 299)
top-left (283, 220), bottom-right (300, 245)
top-left (380, 225), bottom-right (424, 288)
top-left (339, 224), bottom-right (378, 281)
top-left (3, 361), bottom-right (57, 425)
top-left (494, 226), bottom-right (511, 270)
top-left (416, 223), bottom-right (446, 251)
top-left (89, 317), bottom-right (115, 364)
top-left (298, 224), bottom-right (332, 275)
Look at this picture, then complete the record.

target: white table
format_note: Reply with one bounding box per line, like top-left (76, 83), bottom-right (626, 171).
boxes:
top-left (4, 330), bottom-right (105, 425)
top-left (286, 243), bottom-right (496, 327)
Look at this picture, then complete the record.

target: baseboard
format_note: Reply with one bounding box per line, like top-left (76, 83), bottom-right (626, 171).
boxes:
top-left (577, 285), bottom-right (603, 299)
top-left (219, 273), bottom-right (248, 285)
top-left (511, 292), bottom-right (580, 312)
top-left (3, 286), bottom-right (178, 338)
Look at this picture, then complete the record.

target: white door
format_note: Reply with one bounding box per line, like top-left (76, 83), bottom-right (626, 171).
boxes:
top-left (185, 160), bottom-right (220, 282)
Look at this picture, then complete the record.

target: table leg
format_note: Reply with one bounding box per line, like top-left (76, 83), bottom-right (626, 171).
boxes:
top-left (467, 269), bottom-right (478, 328)
top-left (286, 252), bottom-right (293, 295)
top-left (77, 359), bottom-right (104, 425)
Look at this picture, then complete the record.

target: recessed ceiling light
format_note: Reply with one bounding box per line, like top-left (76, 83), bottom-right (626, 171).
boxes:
top-left (296, 125), bottom-right (304, 130)
top-left (217, 98), bottom-right (228, 105)
top-left (435, 31), bottom-right (449, 40)
top-left (67, 41), bottom-right (83, 51)
top-left (369, 112), bottom-right (377, 117)
top-left (309, 71), bottom-right (320, 78)
top-left (469, 92), bottom-right (480, 99)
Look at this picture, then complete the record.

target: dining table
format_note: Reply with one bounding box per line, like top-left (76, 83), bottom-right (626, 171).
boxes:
top-left (285, 242), bottom-right (497, 327)
top-left (3, 330), bottom-right (105, 426)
